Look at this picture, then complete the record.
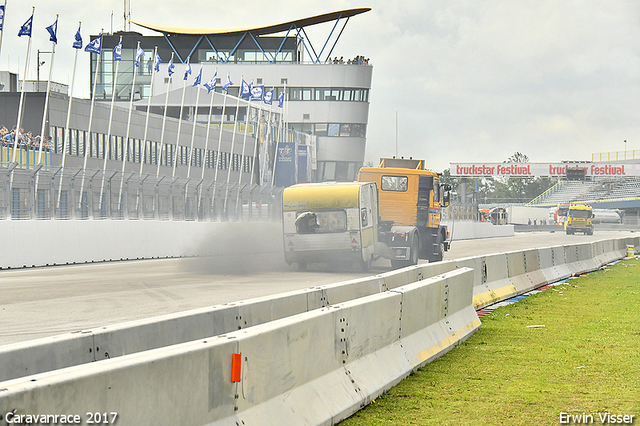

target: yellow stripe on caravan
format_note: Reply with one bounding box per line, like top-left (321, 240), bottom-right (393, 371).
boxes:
top-left (416, 318), bottom-right (481, 363)
top-left (472, 285), bottom-right (518, 309)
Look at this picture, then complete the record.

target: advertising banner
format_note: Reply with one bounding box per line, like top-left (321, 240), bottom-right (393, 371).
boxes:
top-left (297, 145), bottom-right (309, 183)
top-left (275, 142), bottom-right (296, 187)
top-left (450, 163), bottom-right (640, 177)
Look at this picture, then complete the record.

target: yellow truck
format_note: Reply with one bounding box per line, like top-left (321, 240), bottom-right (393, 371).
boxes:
top-left (565, 204), bottom-right (594, 235)
top-left (282, 158), bottom-right (451, 270)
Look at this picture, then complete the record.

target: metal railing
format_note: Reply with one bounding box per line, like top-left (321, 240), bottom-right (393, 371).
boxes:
top-left (0, 166), bottom-right (283, 222)
top-left (592, 149), bottom-right (640, 162)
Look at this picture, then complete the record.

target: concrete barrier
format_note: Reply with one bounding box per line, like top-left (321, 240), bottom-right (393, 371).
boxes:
top-left (0, 275), bottom-right (383, 382)
top-left (456, 253), bottom-right (516, 309)
top-left (538, 246), bottom-right (571, 284)
top-left (0, 269), bottom-right (479, 426)
top-left (506, 249), bottom-right (547, 293)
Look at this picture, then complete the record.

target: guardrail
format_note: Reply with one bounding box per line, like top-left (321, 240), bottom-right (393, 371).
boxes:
top-left (0, 268), bottom-right (478, 425)
top-left (0, 236), bottom-right (637, 425)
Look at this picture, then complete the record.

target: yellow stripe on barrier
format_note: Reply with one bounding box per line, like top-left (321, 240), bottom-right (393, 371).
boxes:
top-left (473, 285), bottom-right (517, 309)
top-left (416, 318), bottom-right (481, 362)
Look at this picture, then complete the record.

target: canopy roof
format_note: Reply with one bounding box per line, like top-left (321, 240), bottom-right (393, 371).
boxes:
top-left (130, 8), bottom-right (370, 36)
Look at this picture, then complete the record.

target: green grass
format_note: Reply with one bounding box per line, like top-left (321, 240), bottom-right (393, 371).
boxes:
top-left (340, 258), bottom-right (640, 426)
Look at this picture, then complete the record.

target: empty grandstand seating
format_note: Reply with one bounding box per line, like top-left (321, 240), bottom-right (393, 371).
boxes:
top-left (528, 176), bottom-right (640, 206)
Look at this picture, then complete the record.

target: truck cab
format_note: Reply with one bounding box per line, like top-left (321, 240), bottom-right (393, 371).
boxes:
top-left (358, 158), bottom-right (451, 266)
top-left (565, 205), bottom-right (593, 235)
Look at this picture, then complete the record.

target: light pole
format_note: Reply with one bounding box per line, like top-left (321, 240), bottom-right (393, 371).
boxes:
top-left (37, 50), bottom-right (53, 92)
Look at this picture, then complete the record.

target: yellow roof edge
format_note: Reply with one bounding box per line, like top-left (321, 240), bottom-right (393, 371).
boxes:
top-left (130, 8), bottom-right (371, 36)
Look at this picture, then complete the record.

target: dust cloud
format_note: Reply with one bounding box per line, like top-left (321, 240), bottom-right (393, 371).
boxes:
top-left (188, 221), bottom-right (289, 274)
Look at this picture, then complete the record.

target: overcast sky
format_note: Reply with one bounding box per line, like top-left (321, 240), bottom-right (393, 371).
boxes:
top-left (1, 0), bottom-right (639, 171)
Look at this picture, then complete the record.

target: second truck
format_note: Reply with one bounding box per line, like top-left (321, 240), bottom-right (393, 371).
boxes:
top-left (282, 158), bottom-right (451, 270)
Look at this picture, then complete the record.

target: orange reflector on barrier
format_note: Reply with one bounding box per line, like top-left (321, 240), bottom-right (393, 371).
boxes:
top-left (231, 353), bottom-right (242, 382)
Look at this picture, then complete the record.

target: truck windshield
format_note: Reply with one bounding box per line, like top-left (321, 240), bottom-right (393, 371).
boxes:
top-left (569, 210), bottom-right (592, 219)
top-left (381, 175), bottom-right (408, 192)
top-left (296, 210), bottom-right (347, 234)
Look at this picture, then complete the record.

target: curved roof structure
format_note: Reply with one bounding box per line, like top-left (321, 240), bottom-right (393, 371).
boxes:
top-left (130, 8), bottom-right (370, 36)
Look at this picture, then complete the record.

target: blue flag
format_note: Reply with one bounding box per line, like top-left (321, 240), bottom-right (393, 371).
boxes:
top-left (240, 79), bottom-right (252, 99)
top-left (250, 85), bottom-right (264, 102)
top-left (183, 62), bottom-right (192, 81)
top-left (85, 34), bottom-right (103, 54)
top-left (46, 18), bottom-right (58, 44)
top-left (113, 40), bottom-right (122, 61)
top-left (0, 6), bottom-right (5, 31)
top-left (18, 14), bottom-right (33, 37)
top-left (154, 52), bottom-right (162, 73)
top-left (134, 46), bottom-right (145, 68)
top-left (204, 72), bottom-right (217, 93)
top-left (192, 67), bottom-right (202, 86)
top-left (222, 74), bottom-right (233, 91)
top-left (278, 92), bottom-right (285, 108)
top-left (264, 89), bottom-right (274, 105)
top-left (72, 26), bottom-right (83, 49)
top-left (167, 57), bottom-right (174, 76)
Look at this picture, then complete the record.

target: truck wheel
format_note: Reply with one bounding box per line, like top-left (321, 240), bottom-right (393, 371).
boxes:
top-left (298, 262), bottom-right (307, 271)
top-left (410, 235), bottom-right (419, 266)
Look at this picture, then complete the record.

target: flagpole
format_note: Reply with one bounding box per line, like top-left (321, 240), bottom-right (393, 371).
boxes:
top-left (0, 0), bottom-right (8, 64)
top-left (37, 14), bottom-right (57, 165)
top-left (172, 56), bottom-right (190, 178)
top-left (223, 74), bottom-right (243, 217)
top-left (272, 83), bottom-right (286, 187)
top-left (57, 22), bottom-right (82, 211)
top-left (117, 40), bottom-right (142, 211)
top-left (135, 46), bottom-right (158, 214)
top-left (264, 91), bottom-right (273, 186)
top-left (236, 86), bottom-right (254, 216)
top-left (211, 72), bottom-right (229, 219)
top-left (198, 78), bottom-right (218, 220)
top-left (99, 35), bottom-right (123, 213)
top-left (156, 52), bottom-right (173, 177)
top-left (238, 80), bottom-right (253, 188)
top-left (186, 67), bottom-right (202, 180)
top-left (250, 106), bottom-right (263, 186)
top-left (79, 31), bottom-right (104, 212)
top-left (13, 7), bottom-right (35, 163)
top-left (139, 46), bottom-right (157, 178)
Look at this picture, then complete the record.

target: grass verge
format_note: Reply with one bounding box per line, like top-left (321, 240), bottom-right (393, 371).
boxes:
top-left (339, 258), bottom-right (640, 426)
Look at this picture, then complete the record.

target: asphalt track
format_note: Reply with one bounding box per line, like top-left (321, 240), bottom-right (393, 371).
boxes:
top-left (0, 229), bottom-right (635, 346)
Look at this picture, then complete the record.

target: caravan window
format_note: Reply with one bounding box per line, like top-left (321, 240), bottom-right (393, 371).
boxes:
top-left (296, 210), bottom-right (347, 233)
top-left (381, 175), bottom-right (408, 192)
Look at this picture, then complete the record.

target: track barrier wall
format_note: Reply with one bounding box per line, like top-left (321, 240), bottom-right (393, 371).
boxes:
top-left (0, 269), bottom-right (478, 426)
top-left (0, 236), bottom-right (638, 425)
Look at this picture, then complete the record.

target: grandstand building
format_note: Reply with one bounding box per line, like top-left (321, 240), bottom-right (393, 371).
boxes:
top-left (0, 9), bottom-right (372, 220)
top-left (94, 8), bottom-right (372, 182)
